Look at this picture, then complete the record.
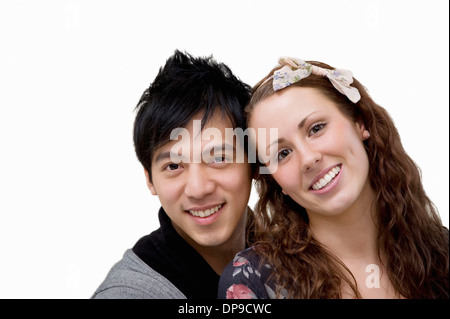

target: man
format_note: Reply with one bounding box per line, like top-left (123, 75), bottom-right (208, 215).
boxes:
top-left (91, 50), bottom-right (254, 299)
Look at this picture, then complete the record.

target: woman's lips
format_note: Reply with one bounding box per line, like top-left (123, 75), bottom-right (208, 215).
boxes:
top-left (311, 165), bottom-right (341, 190)
top-left (309, 164), bottom-right (342, 194)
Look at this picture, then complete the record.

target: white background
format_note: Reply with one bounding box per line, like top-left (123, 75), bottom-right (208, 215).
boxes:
top-left (0, 0), bottom-right (448, 299)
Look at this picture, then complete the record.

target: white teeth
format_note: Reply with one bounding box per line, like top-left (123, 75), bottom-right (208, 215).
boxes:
top-left (312, 166), bottom-right (340, 190)
top-left (189, 204), bottom-right (222, 217)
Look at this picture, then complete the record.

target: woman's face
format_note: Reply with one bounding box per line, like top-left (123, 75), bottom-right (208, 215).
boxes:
top-left (249, 87), bottom-right (374, 219)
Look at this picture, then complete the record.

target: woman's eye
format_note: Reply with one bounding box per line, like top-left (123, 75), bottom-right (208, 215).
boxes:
top-left (277, 149), bottom-right (291, 161)
top-left (309, 123), bottom-right (326, 135)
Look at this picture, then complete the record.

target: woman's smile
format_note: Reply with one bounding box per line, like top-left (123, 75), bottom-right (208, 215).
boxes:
top-left (310, 164), bottom-right (342, 192)
top-left (249, 87), bottom-right (372, 217)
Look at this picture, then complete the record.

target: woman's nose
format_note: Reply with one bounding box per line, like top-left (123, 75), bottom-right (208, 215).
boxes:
top-left (299, 145), bottom-right (321, 172)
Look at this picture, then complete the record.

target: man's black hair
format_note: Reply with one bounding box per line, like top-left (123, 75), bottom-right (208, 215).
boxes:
top-left (133, 50), bottom-right (252, 180)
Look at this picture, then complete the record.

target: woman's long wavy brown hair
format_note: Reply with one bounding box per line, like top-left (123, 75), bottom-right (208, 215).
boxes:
top-left (247, 61), bottom-right (449, 299)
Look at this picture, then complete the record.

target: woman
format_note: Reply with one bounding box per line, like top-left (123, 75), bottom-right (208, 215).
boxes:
top-left (218, 57), bottom-right (449, 299)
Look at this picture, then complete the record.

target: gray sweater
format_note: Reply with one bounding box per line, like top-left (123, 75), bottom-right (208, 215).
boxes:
top-left (91, 249), bottom-right (186, 299)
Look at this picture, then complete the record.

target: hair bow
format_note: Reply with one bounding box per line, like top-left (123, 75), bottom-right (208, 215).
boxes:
top-left (272, 57), bottom-right (361, 103)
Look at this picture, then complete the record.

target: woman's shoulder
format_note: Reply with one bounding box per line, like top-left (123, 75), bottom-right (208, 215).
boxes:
top-left (234, 246), bottom-right (260, 261)
top-left (218, 246), bottom-right (277, 299)
top-left (231, 246), bottom-right (271, 270)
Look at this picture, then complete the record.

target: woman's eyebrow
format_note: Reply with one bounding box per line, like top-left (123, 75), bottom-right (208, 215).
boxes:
top-left (266, 138), bottom-right (285, 152)
top-left (298, 111), bottom-right (319, 129)
top-left (266, 111), bottom-right (320, 151)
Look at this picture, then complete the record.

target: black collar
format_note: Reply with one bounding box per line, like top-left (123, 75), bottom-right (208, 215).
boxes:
top-left (132, 208), bottom-right (220, 299)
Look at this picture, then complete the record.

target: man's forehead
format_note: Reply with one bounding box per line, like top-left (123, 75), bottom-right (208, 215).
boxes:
top-left (184, 112), bottom-right (234, 131)
top-left (152, 124), bottom-right (237, 162)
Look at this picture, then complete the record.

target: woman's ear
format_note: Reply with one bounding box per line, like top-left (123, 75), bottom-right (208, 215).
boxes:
top-left (144, 169), bottom-right (157, 196)
top-left (356, 118), bottom-right (366, 134)
top-left (356, 119), bottom-right (370, 140)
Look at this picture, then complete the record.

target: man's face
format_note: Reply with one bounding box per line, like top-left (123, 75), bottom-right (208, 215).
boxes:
top-left (147, 111), bottom-right (253, 249)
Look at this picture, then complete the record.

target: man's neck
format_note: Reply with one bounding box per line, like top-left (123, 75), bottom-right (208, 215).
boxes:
top-left (172, 211), bottom-right (248, 275)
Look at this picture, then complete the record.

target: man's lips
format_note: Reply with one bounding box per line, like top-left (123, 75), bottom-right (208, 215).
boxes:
top-left (185, 203), bottom-right (224, 218)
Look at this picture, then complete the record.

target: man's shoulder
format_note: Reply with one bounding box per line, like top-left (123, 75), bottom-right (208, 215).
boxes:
top-left (91, 249), bottom-right (186, 299)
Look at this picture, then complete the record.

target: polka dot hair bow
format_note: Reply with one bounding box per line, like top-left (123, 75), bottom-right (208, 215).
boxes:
top-left (272, 57), bottom-right (361, 103)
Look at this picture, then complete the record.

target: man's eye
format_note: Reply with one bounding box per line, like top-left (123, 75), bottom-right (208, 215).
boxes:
top-left (166, 163), bottom-right (179, 171)
top-left (211, 156), bottom-right (226, 164)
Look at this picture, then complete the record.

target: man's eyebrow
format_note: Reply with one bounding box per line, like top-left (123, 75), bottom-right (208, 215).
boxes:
top-left (202, 143), bottom-right (235, 157)
top-left (154, 143), bottom-right (236, 163)
top-left (154, 151), bottom-right (174, 163)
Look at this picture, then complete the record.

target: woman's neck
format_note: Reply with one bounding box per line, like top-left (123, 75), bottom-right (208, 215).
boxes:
top-left (306, 185), bottom-right (404, 298)
top-left (308, 184), bottom-right (379, 263)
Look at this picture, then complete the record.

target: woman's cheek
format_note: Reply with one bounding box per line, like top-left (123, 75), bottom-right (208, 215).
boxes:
top-left (272, 165), bottom-right (296, 192)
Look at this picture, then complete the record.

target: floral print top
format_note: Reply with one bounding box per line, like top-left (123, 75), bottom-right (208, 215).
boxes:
top-left (218, 246), bottom-right (287, 299)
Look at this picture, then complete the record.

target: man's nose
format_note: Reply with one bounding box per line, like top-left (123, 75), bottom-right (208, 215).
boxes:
top-left (184, 164), bottom-right (215, 199)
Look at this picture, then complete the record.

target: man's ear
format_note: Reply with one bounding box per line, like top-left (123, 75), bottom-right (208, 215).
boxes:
top-left (144, 169), bottom-right (157, 196)
top-left (252, 166), bottom-right (259, 180)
